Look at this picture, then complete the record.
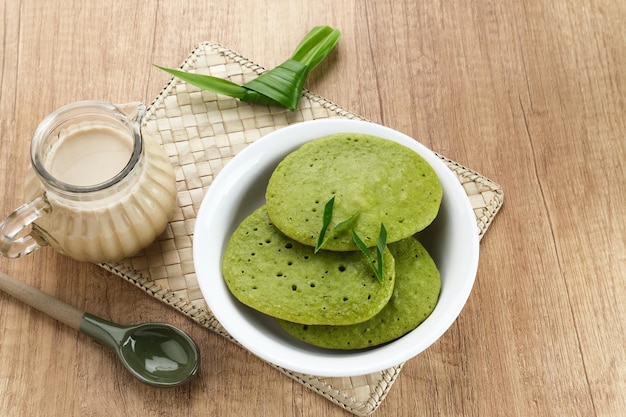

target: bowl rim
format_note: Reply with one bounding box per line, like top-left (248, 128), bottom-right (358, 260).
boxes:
top-left (193, 119), bottom-right (479, 377)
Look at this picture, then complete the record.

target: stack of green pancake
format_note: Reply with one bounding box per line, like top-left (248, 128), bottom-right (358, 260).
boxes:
top-left (222, 133), bottom-right (443, 350)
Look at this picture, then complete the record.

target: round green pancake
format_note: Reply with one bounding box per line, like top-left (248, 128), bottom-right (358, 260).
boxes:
top-left (276, 237), bottom-right (441, 350)
top-left (265, 133), bottom-right (442, 251)
top-left (222, 206), bottom-right (396, 325)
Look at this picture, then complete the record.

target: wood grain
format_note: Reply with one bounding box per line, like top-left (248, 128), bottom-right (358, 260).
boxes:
top-left (1, 1), bottom-right (625, 416)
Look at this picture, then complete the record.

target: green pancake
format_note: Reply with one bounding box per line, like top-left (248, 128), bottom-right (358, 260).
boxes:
top-left (222, 206), bottom-right (396, 325)
top-left (265, 133), bottom-right (442, 251)
top-left (276, 236), bottom-right (441, 350)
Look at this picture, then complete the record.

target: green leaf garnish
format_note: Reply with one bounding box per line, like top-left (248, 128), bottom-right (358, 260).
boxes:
top-left (156, 25), bottom-right (341, 111)
top-left (154, 66), bottom-right (278, 106)
top-left (375, 223), bottom-right (387, 280)
top-left (313, 196), bottom-right (386, 283)
top-left (351, 224), bottom-right (387, 283)
top-left (351, 230), bottom-right (374, 262)
top-left (315, 196), bottom-right (336, 252)
top-left (315, 197), bottom-right (359, 253)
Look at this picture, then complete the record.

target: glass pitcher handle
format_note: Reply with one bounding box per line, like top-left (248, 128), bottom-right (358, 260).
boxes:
top-left (0, 195), bottom-right (51, 258)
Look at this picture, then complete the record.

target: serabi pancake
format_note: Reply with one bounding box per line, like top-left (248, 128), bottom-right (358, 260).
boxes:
top-left (265, 133), bottom-right (442, 251)
top-left (276, 236), bottom-right (441, 349)
top-left (222, 206), bottom-right (396, 325)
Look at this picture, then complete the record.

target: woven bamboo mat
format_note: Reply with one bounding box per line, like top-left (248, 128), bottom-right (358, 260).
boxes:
top-left (99, 42), bottom-right (504, 416)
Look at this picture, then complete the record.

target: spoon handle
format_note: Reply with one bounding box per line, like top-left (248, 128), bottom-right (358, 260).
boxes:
top-left (0, 271), bottom-right (83, 330)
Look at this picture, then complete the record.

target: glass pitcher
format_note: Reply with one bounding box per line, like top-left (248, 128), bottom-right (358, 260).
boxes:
top-left (0, 101), bottom-right (177, 263)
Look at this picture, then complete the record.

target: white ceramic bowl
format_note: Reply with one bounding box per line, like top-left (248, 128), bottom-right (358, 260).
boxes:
top-left (193, 119), bottom-right (479, 377)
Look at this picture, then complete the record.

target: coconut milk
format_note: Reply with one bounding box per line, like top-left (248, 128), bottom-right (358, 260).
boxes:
top-left (47, 124), bottom-right (133, 186)
top-left (23, 124), bottom-right (176, 262)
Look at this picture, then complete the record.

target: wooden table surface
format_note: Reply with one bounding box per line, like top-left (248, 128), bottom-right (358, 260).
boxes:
top-left (1, 1), bottom-right (625, 416)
